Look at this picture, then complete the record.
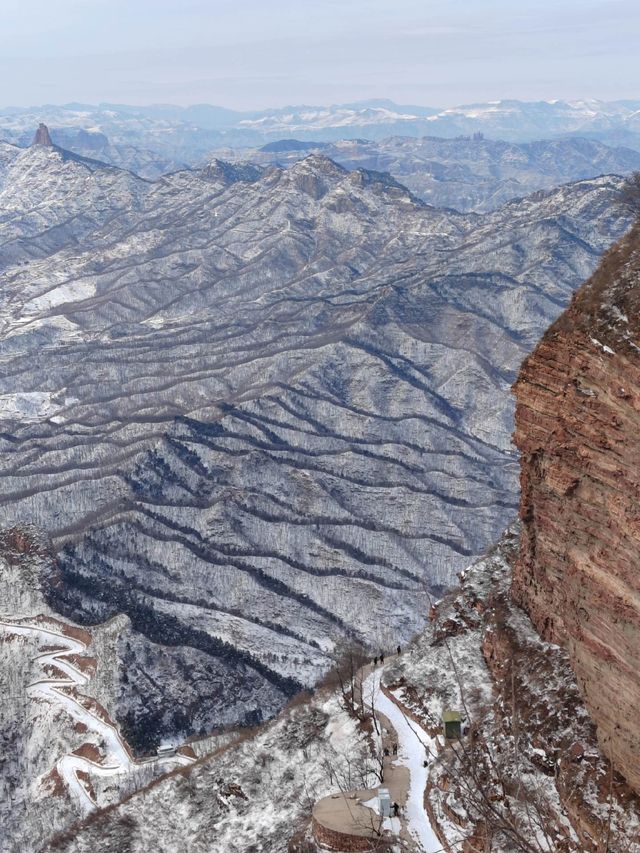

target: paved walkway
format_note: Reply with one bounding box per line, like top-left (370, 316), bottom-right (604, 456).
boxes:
top-left (364, 668), bottom-right (441, 851)
top-left (313, 656), bottom-right (442, 852)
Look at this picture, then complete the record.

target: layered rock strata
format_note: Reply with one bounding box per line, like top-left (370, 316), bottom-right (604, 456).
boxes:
top-left (513, 221), bottom-right (640, 790)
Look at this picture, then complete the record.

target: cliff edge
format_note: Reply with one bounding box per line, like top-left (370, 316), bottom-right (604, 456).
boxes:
top-left (513, 220), bottom-right (640, 790)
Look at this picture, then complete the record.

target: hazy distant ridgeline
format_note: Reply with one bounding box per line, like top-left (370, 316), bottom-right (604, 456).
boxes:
top-left (2, 98), bottom-right (640, 153)
top-left (2, 98), bottom-right (640, 180)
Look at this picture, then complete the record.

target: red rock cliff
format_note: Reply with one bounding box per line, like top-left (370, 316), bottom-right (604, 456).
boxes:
top-left (513, 221), bottom-right (640, 791)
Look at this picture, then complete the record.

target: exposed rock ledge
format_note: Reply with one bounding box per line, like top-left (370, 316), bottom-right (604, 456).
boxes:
top-left (513, 221), bottom-right (640, 791)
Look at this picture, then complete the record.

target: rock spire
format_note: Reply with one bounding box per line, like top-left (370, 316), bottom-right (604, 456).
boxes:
top-left (32, 123), bottom-right (53, 147)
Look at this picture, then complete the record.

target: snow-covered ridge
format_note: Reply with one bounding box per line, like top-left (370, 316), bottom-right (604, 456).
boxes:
top-left (222, 135), bottom-right (640, 213)
top-left (238, 106), bottom-right (420, 132)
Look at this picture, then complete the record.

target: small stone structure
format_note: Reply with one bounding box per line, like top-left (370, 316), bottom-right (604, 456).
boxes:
top-left (312, 789), bottom-right (388, 852)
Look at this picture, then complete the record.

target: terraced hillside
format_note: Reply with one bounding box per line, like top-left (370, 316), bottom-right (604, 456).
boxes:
top-left (0, 137), bottom-right (631, 744)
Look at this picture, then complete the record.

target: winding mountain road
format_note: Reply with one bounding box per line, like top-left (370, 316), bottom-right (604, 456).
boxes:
top-left (0, 618), bottom-right (194, 813)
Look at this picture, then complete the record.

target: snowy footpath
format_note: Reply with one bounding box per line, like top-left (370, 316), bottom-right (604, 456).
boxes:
top-left (1, 618), bottom-right (193, 813)
top-left (363, 668), bottom-right (442, 853)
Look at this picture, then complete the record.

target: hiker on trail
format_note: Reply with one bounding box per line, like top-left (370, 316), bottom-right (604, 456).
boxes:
top-left (380, 652), bottom-right (385, 664)
top-left (373, 656), bottom-right (378, 666)
top-left (384, 747), bottom-right (390, 757)
top-left (397, 644), bottom-right (401, 655)
top-left (392, 742), bottom-right (398, 756)
top-left (393, 802), bottom-right (400, 818)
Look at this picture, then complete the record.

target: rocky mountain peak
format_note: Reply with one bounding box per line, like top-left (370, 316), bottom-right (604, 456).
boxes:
top-left (281, 154), bottom-right (347, 199)
top-left (32, 123), bottom-right (53, 147)
top-left (294, 152), bottom-right (346, 175)
top-left (201, 157), bottom-right (261, 185)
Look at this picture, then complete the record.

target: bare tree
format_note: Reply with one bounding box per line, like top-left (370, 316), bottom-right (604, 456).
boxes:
top-left (329, 642), bottom-right (369, 718)
top-left (618, 171), bottom-right (640, 215)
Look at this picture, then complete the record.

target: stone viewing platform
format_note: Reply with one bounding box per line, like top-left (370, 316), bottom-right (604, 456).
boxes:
top-left (312, 787), bottom-right (398, 851)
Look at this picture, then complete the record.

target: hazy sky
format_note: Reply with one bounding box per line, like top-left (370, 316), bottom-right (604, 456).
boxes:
top-left (1, 0), bottom-right (638, 108)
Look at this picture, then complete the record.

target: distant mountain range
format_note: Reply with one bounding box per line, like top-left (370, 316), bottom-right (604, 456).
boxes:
top-left (3, 104), bottom-right (640, 212)
top-left (1, 98), bottom-right (640, 162)
top-left (219, 136), bottom-right (640, 213)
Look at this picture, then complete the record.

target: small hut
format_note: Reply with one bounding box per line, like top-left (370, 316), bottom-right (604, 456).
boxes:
top-left (442, 710), bottom-right (462, 740)
top-left (378, 787), bottom-right (391, 818)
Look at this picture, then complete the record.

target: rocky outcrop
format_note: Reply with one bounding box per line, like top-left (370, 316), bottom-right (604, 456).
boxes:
top-left (383, 529), bottom-right (640, 851)
top-left (513, 221), bottom-right (640, 791)
top-left (33, 122), bottom-right (53, 146)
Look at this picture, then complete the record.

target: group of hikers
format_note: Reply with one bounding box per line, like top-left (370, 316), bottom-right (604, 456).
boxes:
top-left (371, 644), bottom-right (405, 823)
top-left (373, 644), bottom-right (401, 667)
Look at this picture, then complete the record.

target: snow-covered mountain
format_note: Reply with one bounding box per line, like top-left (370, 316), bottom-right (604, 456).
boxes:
top-left (0, 139), bottom-right (151, 269)
top-left (0, 130), bottom-right (632, 750)
top-left (422, 98), bottom-right (640, 143)
top-left (7, 126), bottom-right (640, 216)
top-left (219, 135), bottom-right (640, 212)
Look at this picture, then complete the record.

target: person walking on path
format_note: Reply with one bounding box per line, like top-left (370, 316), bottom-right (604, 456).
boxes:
top-left (380, 652), bottom-right (385, 664)
top-left (393, 802), bottom-right (400, 818)
top-left (373, 656), bottom-right (378, 666)
top-left (397, 645), bottom-right (401, 655)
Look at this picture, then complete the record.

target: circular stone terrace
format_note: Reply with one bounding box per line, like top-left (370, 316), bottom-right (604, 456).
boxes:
top-left (312, 788), bottom-right (396, 851)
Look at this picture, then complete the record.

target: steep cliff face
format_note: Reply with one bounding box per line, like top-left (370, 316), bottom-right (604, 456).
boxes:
top-left (513, 221), bottom-right (640, 791)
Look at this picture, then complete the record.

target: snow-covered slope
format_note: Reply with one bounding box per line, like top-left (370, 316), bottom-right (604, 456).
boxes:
top-left (0, 528), bottom-right (196, 852)
top-left (33, 530), bottom-right (640, 853)
top-left (0, 140), bottom-right (631, 746)
top-left (0, 143), bottom-right (151, 268)
top-left (226, 135), bottom-right (640, 212)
